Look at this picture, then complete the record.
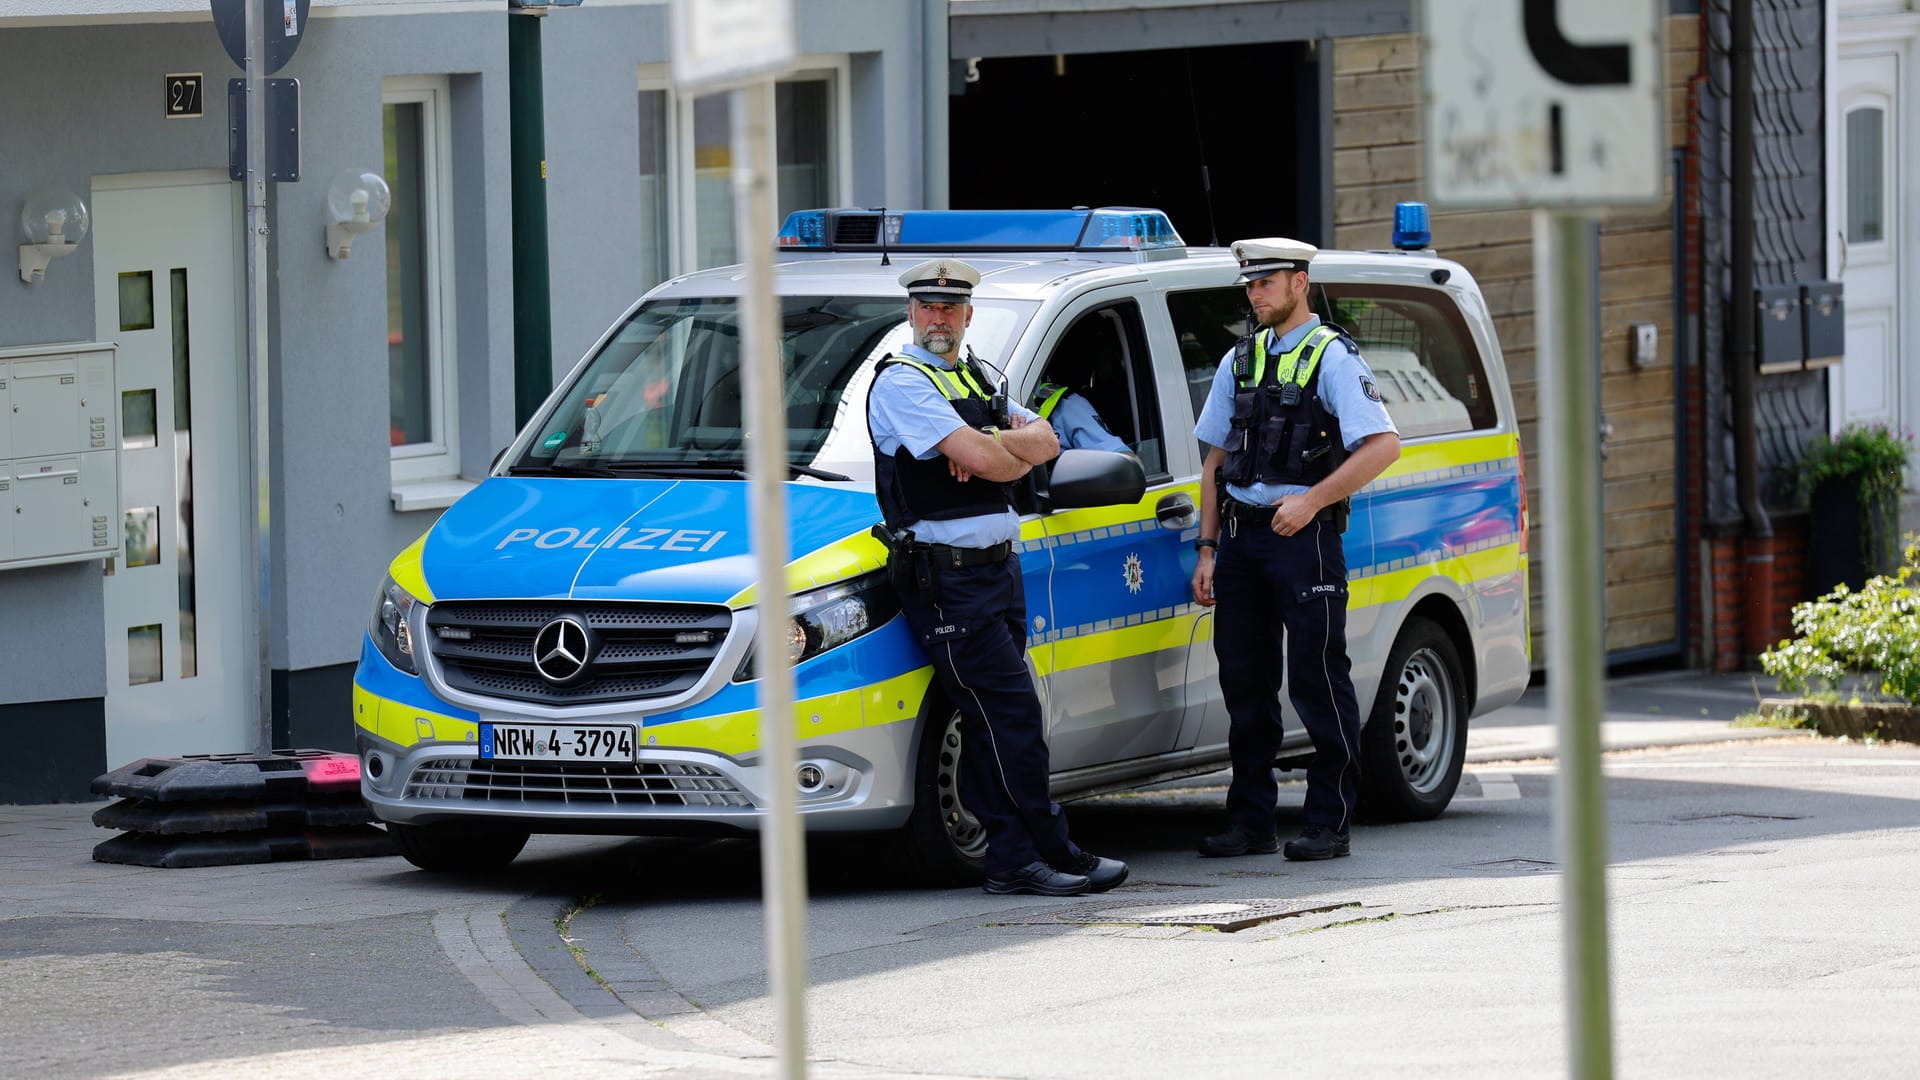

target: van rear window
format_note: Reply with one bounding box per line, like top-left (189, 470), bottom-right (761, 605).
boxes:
top-left (1315, 284), bottom-right (1497, 437)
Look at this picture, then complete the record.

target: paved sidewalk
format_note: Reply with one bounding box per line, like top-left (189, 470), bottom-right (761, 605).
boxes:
top-left (1465, 668), bottom-right (1800, 763)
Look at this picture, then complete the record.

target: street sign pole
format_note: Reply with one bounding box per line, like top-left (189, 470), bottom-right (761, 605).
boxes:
top-left (242, 0), bottom-right (273, 756)
top-left (732, 77), bottom-right (808, 1080)
top-left (1422, 4), bottom-right (1667, 1076)
top-left (1535, 209), bottom-right (1613, 1080)
top-left (670, 2), bottom-right (804, 1075)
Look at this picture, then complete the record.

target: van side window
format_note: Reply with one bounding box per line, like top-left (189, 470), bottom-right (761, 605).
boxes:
top-left (1164, 287), bottom-right (1251, 456)
top-left (1035, 300), bottom-right (1167, 478)
top-left (1313, 283), bottom-right (1497, 437)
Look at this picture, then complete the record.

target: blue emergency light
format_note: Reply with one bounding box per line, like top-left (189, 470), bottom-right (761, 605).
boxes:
top-left (1392, 201), bottom-right (1432, 250)
top-left (776, 207), bottom-right (1185, 254)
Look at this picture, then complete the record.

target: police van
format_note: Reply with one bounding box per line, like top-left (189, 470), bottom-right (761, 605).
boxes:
top-left (353, 206), bottom-right (1531, 878)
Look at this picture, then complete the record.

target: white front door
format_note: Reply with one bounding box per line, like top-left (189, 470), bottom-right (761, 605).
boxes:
top-left (92, 172), bottom-right (250, 765)
top-left (1832, 47), bottom-right (1906, 433)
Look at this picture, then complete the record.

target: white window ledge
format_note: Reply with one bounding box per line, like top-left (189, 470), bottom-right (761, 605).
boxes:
top-left (391, 476), bottom-right (479, 512)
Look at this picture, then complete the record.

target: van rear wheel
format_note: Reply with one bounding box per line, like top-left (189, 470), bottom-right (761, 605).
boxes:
top-left (389, 822), bottom-right (530, 873)
top-left (898, 703), bottom-right (988, 885)
top-left (1358, 616), bottom-right (1469, 821)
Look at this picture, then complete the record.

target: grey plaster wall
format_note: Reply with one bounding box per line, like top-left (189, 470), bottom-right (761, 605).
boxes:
top-left (0, 22), bottom-right (246, 705)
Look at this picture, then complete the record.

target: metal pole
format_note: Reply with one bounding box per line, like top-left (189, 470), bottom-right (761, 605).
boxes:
top-left (734, 79), bottom-right (809, 1080)
top-left (922, 0), bottom-right (950, 208)
top-left (509, 8), bottom-right (554, 427)
top-left (1535, 209), bottom-right (1615, 1080)
top-left (244, 0), bottom-right (274, 756)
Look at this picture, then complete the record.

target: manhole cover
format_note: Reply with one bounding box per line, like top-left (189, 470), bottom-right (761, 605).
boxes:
top-left (1675, 812), bottom-right (1804, 822)
top-left (990, 897), bottom-right (1355, 932)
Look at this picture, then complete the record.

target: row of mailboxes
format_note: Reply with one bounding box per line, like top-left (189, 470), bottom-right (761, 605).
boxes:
top-left (1755, 280), bottom-right (1845, 374)
top-left (0, 343), bottom-right (122, 571)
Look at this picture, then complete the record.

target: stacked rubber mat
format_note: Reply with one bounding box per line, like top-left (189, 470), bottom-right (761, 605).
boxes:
top-left (90, 749), bottom-right (397, 867)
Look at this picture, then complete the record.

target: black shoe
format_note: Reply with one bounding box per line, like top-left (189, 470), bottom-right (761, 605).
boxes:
top-left (984, 860), bottom-right (1093, 896)
top-left (1283, 826), bottom-right (1350, 861)
top-left (1197, 825), bottom-right (1280, 858)
top-left (1058, 852), bottom-right (1129, 893)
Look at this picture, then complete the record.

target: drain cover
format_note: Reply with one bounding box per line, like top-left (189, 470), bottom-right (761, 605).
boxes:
top-left (991, 897), bottom-right (1355, 932)
top-left (1676, 812), bottom-right (1804, 822)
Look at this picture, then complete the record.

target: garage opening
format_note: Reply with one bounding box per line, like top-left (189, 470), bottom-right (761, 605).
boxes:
top-left (948, 42), bottom-right (1323, 249)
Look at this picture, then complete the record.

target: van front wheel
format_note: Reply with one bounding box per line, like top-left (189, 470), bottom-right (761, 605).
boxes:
top-left (898, 703), bottom-right (988, 886)
top-left (1357, 617), bottom-right (1469, 822)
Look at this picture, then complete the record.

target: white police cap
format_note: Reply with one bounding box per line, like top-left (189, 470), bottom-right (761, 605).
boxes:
top-left (899, 258), bottom-right (981, 301)
top-left (1231, 237), bottom-right (1318, 283)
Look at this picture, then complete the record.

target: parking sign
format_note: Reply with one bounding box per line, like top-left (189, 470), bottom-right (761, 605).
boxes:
top-left (1420, 0), bottom-right (1666, 208)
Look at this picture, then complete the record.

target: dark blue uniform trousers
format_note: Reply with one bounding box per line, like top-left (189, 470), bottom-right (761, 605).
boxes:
top-left (1213, 516), bottom-right (1362, 835)
top-left (897, 555), bottom-right (1081, 876)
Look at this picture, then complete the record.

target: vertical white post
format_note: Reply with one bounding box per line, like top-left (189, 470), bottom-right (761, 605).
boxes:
top-left (733, 78), bottom-right (809, 1080)
top-left (1534, 209), bottom-right (1615, 1080)
top-left (244, 0), bottom-right (274, 755)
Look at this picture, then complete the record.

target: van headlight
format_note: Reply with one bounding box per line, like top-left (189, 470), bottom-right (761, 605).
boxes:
top-left (370, 576), bottom-right (421, 676)
top-left (736, 572), bottom-right (898, 680)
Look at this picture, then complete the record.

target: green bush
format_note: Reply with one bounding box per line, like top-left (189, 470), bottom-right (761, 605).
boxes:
top-left (1799, 422), bottom-right (1913, 533)
top-left (1761, 535), bottom-right (1920, 703)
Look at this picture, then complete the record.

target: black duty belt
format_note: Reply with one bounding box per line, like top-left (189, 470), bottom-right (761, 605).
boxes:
top-left (1222, 498), bottom-right (1344, 531)
top-left (920, 540), bottom-right (1012, 568)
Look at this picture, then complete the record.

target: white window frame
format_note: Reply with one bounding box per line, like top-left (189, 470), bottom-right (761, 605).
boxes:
top-left (383, 75), bottom-right (460, 487)
top-left (637, 55), bottom-right (853, 279)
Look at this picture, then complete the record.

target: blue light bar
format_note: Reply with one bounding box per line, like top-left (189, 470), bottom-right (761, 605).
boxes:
top-left (1392, 201), bottom-right (1432, 250)
top-left (774, 207), bottom-right (1185, 254)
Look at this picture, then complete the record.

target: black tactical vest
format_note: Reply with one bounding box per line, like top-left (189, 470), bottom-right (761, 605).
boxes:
top-left (1220, 323), bottom-right (1348, 488)
top-left (867, 355), bottom-right (1014, 532)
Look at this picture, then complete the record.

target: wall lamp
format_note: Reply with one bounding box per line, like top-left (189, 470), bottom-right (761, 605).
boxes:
top-left (19, 188), bottom-right (89, 284)
top-left (324, 170), bottom-right (392, 260)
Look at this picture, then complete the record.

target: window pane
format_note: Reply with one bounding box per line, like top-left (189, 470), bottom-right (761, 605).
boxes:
top-left (118, 271), bottom-right (154, 332)
top-left (121, 389), bottom-right (157, 450)
top-left (1847, 107), bottom-right (1885, 244)
top-left (1036, 303), bottom-right (1165, 475)
top-left (1319, 284), bottom-right (1495, 436)
top-left (1165, 287), bottom-right (1254, 448)
top-left (171, 267), bottom-right (198, 679)
top-left (385, 101), bottom-right (433, 447)
top-left (775, 80), bottom-right (830, 216)
top-left (128, 625), bottom-right (162, 686)
top-left (692, 94), bottom-right (735, 270)
top-left (125, 506), bottom-right (160, 567)
top-left (638, 89), bottom-right (672, 291)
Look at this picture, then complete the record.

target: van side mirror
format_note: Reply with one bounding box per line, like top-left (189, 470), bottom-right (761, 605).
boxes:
top-left (1047, 449), bottom-right (1146, 509)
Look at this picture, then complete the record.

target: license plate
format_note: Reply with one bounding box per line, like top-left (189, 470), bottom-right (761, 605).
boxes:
top-left (479, 722), bottom-right (636, 763)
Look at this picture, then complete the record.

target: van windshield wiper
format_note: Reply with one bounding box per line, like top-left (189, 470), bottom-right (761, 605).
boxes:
top-left (506, 461), bottom-right (620, 478)
top-left (612, 458), bottom-right (852, 482)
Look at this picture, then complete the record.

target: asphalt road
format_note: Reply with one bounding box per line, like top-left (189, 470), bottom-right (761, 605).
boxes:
top-left (4, 730), bottom-right (1919, 1079)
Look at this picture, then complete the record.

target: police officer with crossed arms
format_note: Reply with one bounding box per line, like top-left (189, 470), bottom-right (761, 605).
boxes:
top-left (867, 257), bottom-right (1127, 896)
top-left (1190, 238), bottom-right (1401, 861)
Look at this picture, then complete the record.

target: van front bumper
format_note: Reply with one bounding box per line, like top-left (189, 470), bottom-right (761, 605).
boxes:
top-left (356, 721), bottom-right (918, 835)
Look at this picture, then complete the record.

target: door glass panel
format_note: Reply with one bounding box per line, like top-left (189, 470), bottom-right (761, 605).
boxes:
top-left (129, 625), bottom-right (163, 686)
top-left (775, 80), bottom-right (831, 217)
top-left (1035, 302), bottom-right (1166, 476)
top-left (1318, 283), bottom-right (1496, 436)
top-left (118, 271), bottom-right (155, 332)
top-left (692, 94), bottom-right (735, 270)
top-left (172, 268), bottom-right (198, 678)
top-left (1847, 107), bottom-right (1886, 244)
top-left (385, 100), bottom-right (433, 447)
top-left (125, 506), bottom-right (160, 567)
top-left (121, 389), bottom-right (157, 450)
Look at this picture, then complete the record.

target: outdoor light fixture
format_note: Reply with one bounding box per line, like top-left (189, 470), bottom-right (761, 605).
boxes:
top-left (18, 188), bottom-right (89, 284)
top-left (324, 170), bottom-right (392, 260)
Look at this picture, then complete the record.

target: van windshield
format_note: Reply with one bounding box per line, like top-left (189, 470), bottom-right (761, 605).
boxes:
top-left (516, 295), bottom-right (1034, 477)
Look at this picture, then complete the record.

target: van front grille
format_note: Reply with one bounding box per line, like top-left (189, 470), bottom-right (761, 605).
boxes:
top-left (425, 601), bottom-right (731, 706)
top-left (405, 757), bottom-right (752, 808)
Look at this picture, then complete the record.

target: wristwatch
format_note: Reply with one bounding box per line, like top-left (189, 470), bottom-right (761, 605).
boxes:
top-left (1193, 537), bottom-right (1218, 553)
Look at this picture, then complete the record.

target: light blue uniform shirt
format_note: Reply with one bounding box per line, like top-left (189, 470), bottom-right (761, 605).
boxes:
top-left (868, 343), bottom-right (1039, 548)
top-left (1193, 315), bottom-right (1399, 506)
top-left (1046, 392), bottom-right (1131, 453)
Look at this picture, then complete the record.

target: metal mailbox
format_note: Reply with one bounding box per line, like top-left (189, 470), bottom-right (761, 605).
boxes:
top-left (1755, 284), bottom-right (1803, 373)
top-left (1801, 280), bottom-right (1844, 369)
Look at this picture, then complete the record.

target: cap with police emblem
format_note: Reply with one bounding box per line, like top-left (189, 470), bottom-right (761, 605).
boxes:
top-left (900, 258), bottom-right (981, 302)
top-left (1231, 238), bottom-right (1317, 283)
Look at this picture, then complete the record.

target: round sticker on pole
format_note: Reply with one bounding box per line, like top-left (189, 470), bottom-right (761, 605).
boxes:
top-left (209, 0), bottom-right (311, 75)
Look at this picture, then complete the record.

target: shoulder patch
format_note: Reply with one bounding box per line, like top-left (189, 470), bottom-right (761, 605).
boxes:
top-left (1359, 375), bottom-right (1382, 402)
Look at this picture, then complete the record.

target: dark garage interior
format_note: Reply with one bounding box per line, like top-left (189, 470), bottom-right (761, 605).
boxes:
top-left (948, 41), bottom-right (1325, 249)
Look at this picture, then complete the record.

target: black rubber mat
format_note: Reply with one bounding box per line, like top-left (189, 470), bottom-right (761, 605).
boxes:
top-left (91, 825), bottom-right (398, 868)
top-left (90, 750), bottom-right (363, 802)
top-left (91, 796), bottom-right (375, 835)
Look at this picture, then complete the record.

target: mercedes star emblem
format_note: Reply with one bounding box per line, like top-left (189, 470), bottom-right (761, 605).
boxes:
top-left (531, 616), bottom-right (595, 685)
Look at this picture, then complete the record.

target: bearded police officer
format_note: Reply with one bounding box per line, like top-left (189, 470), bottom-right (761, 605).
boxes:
top-left (1190, 238), bottom-right (1402, 860)
top-left (867, 257), bottom-right (1128, 896)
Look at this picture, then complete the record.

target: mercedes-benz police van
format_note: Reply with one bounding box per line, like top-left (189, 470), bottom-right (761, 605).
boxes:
top-left (353, 206), bottom-right (1531, 879)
